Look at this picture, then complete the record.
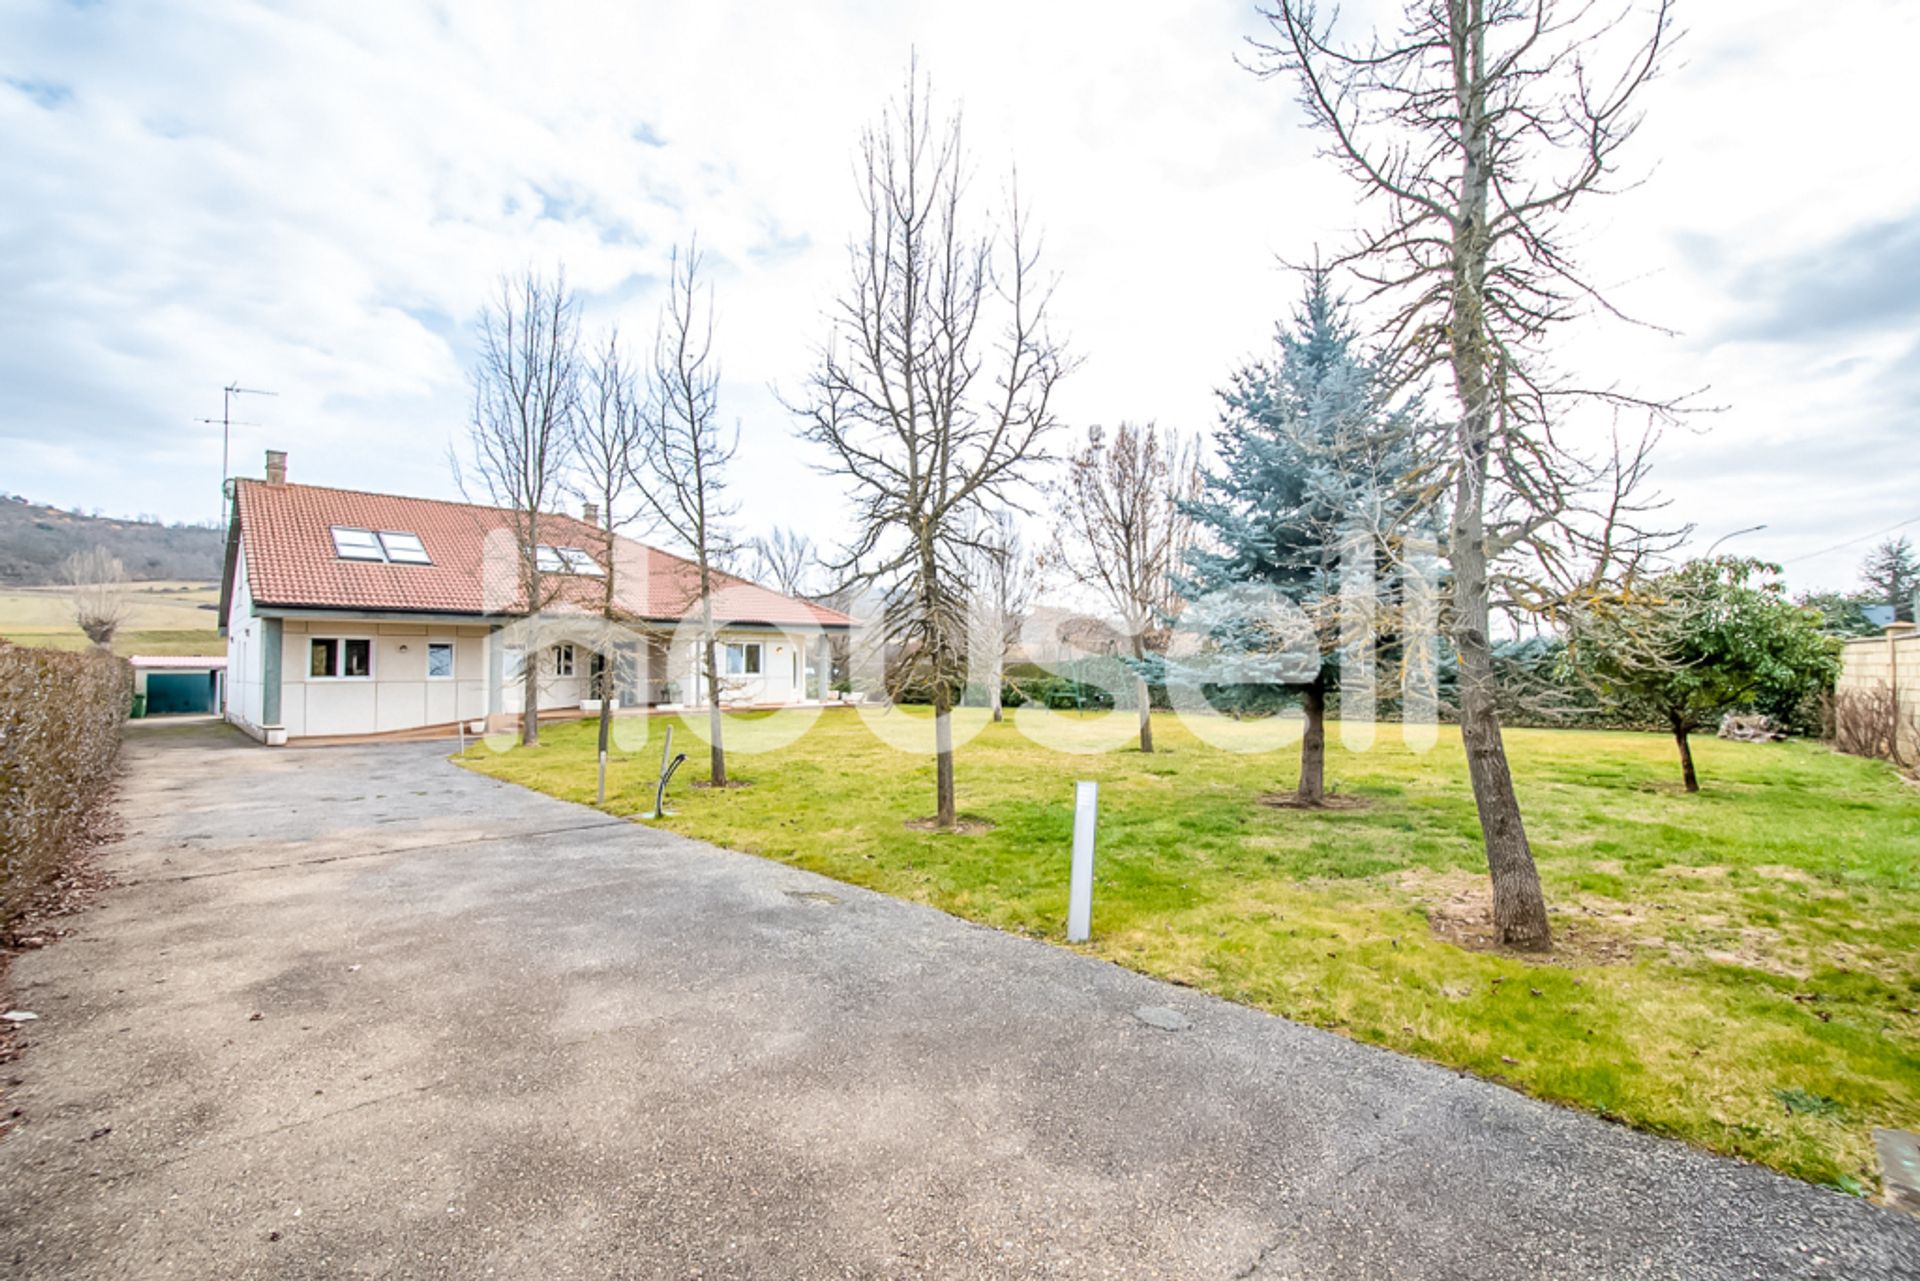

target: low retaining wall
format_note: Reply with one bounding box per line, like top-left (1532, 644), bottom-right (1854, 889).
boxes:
top-left (1835, 628), bottom-right (1920, 768)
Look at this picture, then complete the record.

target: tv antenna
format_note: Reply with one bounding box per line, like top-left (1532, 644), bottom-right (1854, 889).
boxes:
top-left (198, 382), bottom-right (277, 512)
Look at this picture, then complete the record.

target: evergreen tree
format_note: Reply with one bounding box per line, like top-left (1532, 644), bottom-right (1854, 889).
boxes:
top-left (1860, 536), bottom-right (1918, 622)
top-left (1180, 271), bottom-right (1418, 805)
top-left (1795, 588), bottom-right (1883, 638)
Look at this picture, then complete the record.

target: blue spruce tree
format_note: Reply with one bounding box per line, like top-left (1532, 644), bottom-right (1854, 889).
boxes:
top-left (1181, 269), bottom-right (1419, 804)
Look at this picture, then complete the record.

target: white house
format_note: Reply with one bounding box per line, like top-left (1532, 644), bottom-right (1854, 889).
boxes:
top-left (219, 450), bottom-right (851, 744)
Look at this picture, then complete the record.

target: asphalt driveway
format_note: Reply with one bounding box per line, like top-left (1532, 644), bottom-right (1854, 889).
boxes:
top-left (2, 722), bottom-right (1916, 1279)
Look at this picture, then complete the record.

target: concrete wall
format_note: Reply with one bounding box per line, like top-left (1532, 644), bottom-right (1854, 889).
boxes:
top-left (1836, 628), bottom-right (1920, 765)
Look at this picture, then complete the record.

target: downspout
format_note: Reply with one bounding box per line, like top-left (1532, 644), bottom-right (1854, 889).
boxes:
top-left (260, 616), bottom-right (285, 746)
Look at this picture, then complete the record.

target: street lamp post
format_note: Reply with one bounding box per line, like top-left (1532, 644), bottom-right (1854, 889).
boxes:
top-left (1705, 524), bottom-right (1767, 557)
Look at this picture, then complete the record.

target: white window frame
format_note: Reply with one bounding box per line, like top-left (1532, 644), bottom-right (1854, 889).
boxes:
top-left (535, 544), bottom-right (566, 573)
top-left (330, 526), bottom-right (384, 561)
top-left (425, 639), bottom-right (456, 680)
top-left (378, 531), bottom-right (432, 564)
top-left (331, 526), bottom-right (431, 565)
top-left (723, 641), bottom-right (763, 676)
top-left (552, 643), bottom-right (576, 678)
top-left (557, 546), bottom-right (606, 576)
top-left (310, 636), bottom-right (374, 681)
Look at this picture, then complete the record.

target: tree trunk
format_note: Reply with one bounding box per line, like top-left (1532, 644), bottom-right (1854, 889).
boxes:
top-left (520, 632), bottom-right (541, 747)
top-left (989, 657), bottom-right (1004, 723)
top-left (934, 682), bottom-right (956, 827)
top-left (596, 698), bottom-right (612, 803)
top-left (1433, 3), bottom-right (1546, 951)
top-left (703, 634), bottom-right (727, 786)
top-left (1135, 673), bottom-right (1154, 753)
top-left (1671, 715), bottom-right (1699, 793)
top-left (1451, 510), bottom-right (1551, 950)
top-left (1298, 679), bottom-right (1326, 805)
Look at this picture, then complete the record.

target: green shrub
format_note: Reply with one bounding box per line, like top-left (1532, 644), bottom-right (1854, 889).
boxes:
top-left (0, 641), bottom-right (130, 927)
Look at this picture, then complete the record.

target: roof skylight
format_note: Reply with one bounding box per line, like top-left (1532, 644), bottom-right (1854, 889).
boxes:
top-left (330, 525), bottom-right (431, 565)
top-left (558, 547), bottom-right (606, 577)
top-left (378, 531), bottom-right (431, 564)
top-left (535, 544), bottom-right (605, 576)
top-left (330, 526), bottom-right (384, 561)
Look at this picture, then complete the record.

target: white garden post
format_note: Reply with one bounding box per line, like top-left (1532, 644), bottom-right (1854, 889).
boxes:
top-left (1067, 780), bottom-right (1098, 942)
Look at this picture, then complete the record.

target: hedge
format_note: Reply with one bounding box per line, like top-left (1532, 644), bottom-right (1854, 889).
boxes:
top-left (0, 641), bottom-right (131, 926)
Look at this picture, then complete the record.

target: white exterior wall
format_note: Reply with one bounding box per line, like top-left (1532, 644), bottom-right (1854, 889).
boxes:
top-left (224, 546), bottom-right (267, 737)
top-left (280, 620), bottom-right (490, 737)
top-left (672, 628), bottom-right (818, 706)
top-left (226, 587), bottom-right (839, 740)
top-left (500, 645), bottom-right (592, 714)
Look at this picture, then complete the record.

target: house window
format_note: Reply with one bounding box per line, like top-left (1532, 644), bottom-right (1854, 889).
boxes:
top-left (311, 637), bottom-right (372, 679)
top-left (553, 643), bottom-right (576, 677)
top-left (331, 526), bottom-right (430, 564)
top-left (378, 531), bottom-right (431, 564)
top-left (557, 546), bottom-right (606, 576)
top-left (330, 527), bottom-right (384, 561)
top-left (723, 642), bottom-right (762, 676)
top-left (426, 641), bottom-right (455, 679)
top-left (534, 544), bottom-right (606, 576)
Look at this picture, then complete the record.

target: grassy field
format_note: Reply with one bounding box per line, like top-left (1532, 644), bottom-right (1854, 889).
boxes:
top-left (0, 581), bottom-right (224, 654)
top-left (458, 708), bottom-right (1920, 1191)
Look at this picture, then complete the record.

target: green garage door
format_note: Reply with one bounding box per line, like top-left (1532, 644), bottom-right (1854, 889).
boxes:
top-left (146, 671), bottom-right (216, 715)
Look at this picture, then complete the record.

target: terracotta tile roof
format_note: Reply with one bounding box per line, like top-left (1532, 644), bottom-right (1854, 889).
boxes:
top-left (231, 480), bottom-right (851, 629)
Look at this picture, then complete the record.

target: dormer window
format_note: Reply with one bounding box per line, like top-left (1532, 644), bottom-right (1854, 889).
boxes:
top-left (330, 526), bottom-right (432, 564)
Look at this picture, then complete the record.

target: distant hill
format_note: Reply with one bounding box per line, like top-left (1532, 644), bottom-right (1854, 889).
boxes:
top-left (0, 498), bottom-right (225, 585)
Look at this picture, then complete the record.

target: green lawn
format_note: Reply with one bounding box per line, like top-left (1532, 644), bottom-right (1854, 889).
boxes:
top-left (458, 708), bottom-right (1920, 1191)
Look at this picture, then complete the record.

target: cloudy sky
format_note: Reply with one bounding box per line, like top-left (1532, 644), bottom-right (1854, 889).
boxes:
top-left (3, 0), bottom-right (1915, 593)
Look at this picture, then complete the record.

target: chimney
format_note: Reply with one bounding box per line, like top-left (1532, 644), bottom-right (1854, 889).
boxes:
top-left (582, 501), bottom-right (600, 527)
top-left (265, 449), bottom-right (288, 485)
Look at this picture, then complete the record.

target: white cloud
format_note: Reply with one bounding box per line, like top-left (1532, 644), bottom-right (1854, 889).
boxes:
top-left (2, 0), bottom-right (1915, 595)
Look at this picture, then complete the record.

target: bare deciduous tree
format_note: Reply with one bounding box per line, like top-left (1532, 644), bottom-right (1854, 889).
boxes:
top-left (64, 546), bottom-right (129, 647)
top-left (747, 527), bottom-right (819, 599)
top-left (461, 268), bottom-right (581, 746)
top-left (1049, 423), bottom-right (1200, 752)
top-left (1252, 0), bottom-right (1679, 949)
top-left (967, 512), bottom-right (1033, 724)
top-left (633, 241), bottom-right (740, 786)
top-left (573, 326), bottom-right (644, 800)
top-left (793, 66), bottom-right (1071, 828)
